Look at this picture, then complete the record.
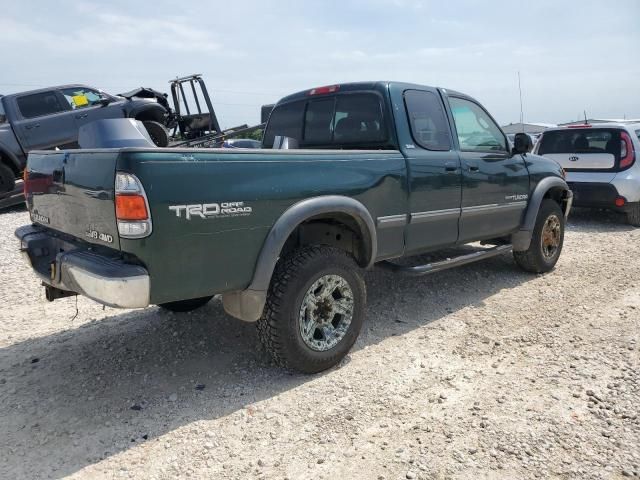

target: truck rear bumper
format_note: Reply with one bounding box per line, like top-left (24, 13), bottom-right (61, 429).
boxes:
top-left (15, 225), bottom-right (150, 308)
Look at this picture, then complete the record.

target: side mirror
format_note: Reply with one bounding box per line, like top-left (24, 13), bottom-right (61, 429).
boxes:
top-left (513, 132), bottom-right (533, 155)
top-left (97, 96), bottom-right (112, 107)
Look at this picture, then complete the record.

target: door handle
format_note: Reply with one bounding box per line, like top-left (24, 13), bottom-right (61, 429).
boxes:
top-left (75, 113), bottom-right (88, 119)
top-left (444, 161), bottom-right (459, 172)
top-left (25, 124), bottom-right (40, 130)
top-left (465, 161), bottom-right (480, 172)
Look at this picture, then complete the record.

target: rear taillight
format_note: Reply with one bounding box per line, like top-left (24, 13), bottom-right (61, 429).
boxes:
top-left (115, 172), bottom-right (152, 239)
top-left (619, 131), bottom-right (635, 169)
top-left (23, 170), bottom-right (28, 196)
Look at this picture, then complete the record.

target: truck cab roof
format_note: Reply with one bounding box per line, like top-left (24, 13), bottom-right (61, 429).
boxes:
top-left (1, 84), bottom-right (106, 99)
top-left (276, 81), bottom-right (472, 105)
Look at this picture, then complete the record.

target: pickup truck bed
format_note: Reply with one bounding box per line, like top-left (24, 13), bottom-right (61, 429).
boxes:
top-left (16, 81), bottom-right (572, 373)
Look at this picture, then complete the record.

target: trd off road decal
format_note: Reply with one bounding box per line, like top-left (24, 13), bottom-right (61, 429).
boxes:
top-left (169, 202), bottom-right (252, 220)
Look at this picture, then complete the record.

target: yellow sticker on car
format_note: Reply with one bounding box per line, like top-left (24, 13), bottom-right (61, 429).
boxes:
top-left (72, 94), bottom-right (89, 107)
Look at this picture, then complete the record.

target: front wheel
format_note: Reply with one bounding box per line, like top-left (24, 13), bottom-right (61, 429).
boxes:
top-left (142, 120), bottom-right (170, 147)
top-left (514, 199), bottom-right (565, 273)
top-left (257, 246), bottom-right (366, 374)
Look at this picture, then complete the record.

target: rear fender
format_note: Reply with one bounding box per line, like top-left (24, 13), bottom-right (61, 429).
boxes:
top-left (222, 195), bottom-right (377, 322)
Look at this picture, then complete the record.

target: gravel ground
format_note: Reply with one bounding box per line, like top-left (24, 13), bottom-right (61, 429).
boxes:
top-left (0, 205), bottom-right (638, 480)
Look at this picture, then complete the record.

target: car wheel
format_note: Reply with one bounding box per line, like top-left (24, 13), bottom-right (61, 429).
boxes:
top-left (0, 163), bottom-right (16, 194)
top-left (142, 120), bottom-right (170, 147)
top-left (514, 199), bottom-right (565, 273)
top-left (257, 246), bottom-right (366, 374)
top-left (159, 296), bottom-right (213, 312)
top-left (626, 204), bottom-right (640, 227)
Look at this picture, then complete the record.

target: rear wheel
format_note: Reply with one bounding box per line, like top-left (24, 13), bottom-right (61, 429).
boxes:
top-left (257, 246), bottom-right (366, 374)
top-left (0, 163), bottom-right (16, 194)
top-left (626, 204), bottom-right (640, 227)
top-left (159, 296), bottom-right (213, 313)
top-left (514, 199), bottom-right (565, 273)
top-left (142, 120), bottom-right (169, 147)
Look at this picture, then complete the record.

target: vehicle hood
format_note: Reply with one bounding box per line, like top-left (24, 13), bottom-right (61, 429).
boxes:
top-left (525, 153), bottom-right (565, 178)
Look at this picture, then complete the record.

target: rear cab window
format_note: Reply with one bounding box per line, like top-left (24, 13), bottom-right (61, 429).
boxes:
top-left (264, 92), bottom-right (392, 149)
top-left (17, 91), bottom-right (69, 119)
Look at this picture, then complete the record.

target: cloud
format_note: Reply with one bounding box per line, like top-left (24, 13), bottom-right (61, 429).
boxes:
top-left (0, 13), bottom-right (223, 54)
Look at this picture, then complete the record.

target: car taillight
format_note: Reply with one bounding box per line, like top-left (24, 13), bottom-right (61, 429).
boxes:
top-left (115, 172), bottom-right (152, 239)
top-left (619, 131), bottom-right (635, 169)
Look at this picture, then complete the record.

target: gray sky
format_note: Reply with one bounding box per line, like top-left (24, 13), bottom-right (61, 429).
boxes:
top-left (1, 0), bottom-right (638, 128)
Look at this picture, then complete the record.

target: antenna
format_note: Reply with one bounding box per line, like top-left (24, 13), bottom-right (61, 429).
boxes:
top-left (518, 71), bottom-right (524, 131)
top-left (584, 110), bottom-right (588, 124)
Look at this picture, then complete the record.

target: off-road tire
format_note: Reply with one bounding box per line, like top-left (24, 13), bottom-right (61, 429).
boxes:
top-left (626, 204), bottom-right (640, 227)
top-left (159, 296), bottom-right (213, 313)
top-left (0, 163), bottom-right (16, 194)
top-left (514, 199), bottom-right (564, 273)
top-left (257, 246), bottom-right (366, 374)
top-left (142, 120), bottom-right (170, 147)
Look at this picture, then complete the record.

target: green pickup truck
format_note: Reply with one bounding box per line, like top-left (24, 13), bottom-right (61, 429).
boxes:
top-left (16, 81), bottom-right (573, 373)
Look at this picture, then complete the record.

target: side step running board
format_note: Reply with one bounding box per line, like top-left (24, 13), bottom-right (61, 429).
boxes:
top-left (378, 244), bottom-right (512, 277)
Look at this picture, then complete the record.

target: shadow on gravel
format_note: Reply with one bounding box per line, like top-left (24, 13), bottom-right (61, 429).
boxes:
top-left (0, 203), bottom-right (26, 215)
top-left (0, 248), bottom-right (573, 478)
top-left (566, 207), bottom-right (636, 233)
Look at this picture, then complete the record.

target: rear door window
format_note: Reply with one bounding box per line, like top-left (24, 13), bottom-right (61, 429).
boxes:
top-left (17, 91), bottom-right (68, 119)
top-left (538, 129), bottom-right (620, 158)
top-left (264, 93), bottom-right (389, 149)
top-left (404, 90), bottom-right (451, 151)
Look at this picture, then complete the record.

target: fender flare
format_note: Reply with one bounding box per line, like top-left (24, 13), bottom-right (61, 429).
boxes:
top-left (512, 176), bottom-right (572, 251)
top-left (126, 103), bottom-right (167, 123)
top-left (0, 145), bottom-right (24, 174)
top-left (222, 195), bottom-right (377, 322)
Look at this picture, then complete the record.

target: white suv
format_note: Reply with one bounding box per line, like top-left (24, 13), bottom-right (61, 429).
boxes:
top-left (534, 122), bottom-right (640, 226)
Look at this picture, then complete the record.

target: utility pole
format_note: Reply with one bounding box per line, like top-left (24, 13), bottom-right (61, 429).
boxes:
top-left (518, 71), bottom-right (524, 131)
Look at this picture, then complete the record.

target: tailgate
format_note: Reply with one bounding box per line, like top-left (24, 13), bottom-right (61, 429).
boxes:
top-left (25, 151), bottom-right (120, 249)
top-left (544, 152), bottom-right (616, 170)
